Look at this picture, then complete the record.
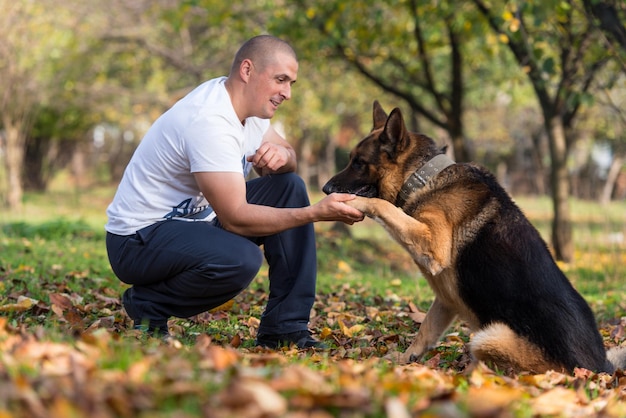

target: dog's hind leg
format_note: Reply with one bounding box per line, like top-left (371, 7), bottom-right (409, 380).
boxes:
top-left (346, 197), bottom-right (452, 275)
top-left (397, 297), bottom-right (457, 364)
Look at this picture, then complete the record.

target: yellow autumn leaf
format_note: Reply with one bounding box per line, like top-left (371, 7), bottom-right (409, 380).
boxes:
top-left (210, 299), bottom-right (234, 313)
top-left (337, 260), bottom-right (352, 273)
top-left (338, 319), bottom-right (364, 337)
top-left (320, 327), bottom-right (333, 339)
top-left (0, 296), bottom-right (38, 313)
top-left (532, 387), bottom-right (581, 415)
top-left (466, 385), bottom-right (525, 416)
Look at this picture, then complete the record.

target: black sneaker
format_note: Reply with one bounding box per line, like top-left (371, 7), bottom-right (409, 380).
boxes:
top-left (256, 330), bottom-right (328, 349)
top-left (122, 288), bottom-right (169, 338)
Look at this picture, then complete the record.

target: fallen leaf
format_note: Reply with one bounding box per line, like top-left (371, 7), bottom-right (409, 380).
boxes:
top-left (531, 387), bottom-right (581, 415)
top-left (0, 296), bottom-right (38, 312)
top-left (209, 299), bottom-right (235, 313)
top-left (221, 378), bottom-right (287, 417)
top-left (198, 345), bottom-right (240, 371)
top-left (407, 301), bottom-right (427, 323)
top-left (338, 319), bottom-right (364, 337)
top-left (385, 397), bottom-right (411, 418)
top-left (49, 293), bottom-right (73, 310)
top-left (611, 324), bottom-right (625, 342)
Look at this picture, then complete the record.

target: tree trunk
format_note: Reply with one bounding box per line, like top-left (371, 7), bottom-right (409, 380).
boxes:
top-left (2, 118), bottom-right (25, 210)
top-left (546, 116), bottom-right (573, 262)
top-left (600, 154), bottom-right (624, 205)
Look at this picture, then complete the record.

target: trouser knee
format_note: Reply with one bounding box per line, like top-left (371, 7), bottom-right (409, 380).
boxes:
top-left (196, 242), bottom-right (263, 297)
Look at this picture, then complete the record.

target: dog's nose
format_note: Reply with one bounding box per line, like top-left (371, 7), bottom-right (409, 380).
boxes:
top-left (322, 182), bottom-right (333, 195)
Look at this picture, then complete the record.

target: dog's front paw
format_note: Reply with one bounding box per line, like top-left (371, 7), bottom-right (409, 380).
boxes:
top-left (345, 196), bottom-right (372, 215)
top-left (383, 351), bottom-right (414, 364)
top-left (396, 351), bottom-right (421, 365)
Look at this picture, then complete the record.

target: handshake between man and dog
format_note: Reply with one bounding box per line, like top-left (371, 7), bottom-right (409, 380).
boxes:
top-left (323, 101), bottom-right (626, 374)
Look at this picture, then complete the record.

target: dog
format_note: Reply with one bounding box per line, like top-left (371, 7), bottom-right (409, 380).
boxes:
top-left (323, 101), bottom-right (626, 374)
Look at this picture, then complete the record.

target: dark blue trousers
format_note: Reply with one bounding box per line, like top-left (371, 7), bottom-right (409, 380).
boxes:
top-left (106, 173), bottom-right (317, 335)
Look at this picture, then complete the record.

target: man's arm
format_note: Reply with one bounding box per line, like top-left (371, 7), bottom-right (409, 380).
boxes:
top-left (194, 171), bottom-right (364, 236)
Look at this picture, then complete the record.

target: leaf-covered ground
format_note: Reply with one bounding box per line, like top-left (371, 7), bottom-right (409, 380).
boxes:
top-left (1, 194), bottom-right (626, 417)
top-left (1, 278), bottom-right (625, 418)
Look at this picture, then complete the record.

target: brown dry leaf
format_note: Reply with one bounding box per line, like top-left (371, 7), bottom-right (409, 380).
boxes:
top-left (229, 333), bottom-right (241, 348)
top-left (531, 387), bottom-right (583, 415)
top-left (49, 293), bottom-right (73, 310)
top-left (522, 370), bottom-right (569, 389)
top-left (51, 304), bottom-right (64, 318)
top-left (11, 340), bottom-right (94, 377)
top-left (465, 384), bottom-right (525, 416)
top-left (407, 301), bottom-right (427, 323)
top-left (611, 324), bottom-right (625, 342)
top-left (220, 377), bottom-right (287, 418)
top-left (64, 308), bottom-right (86, 331)
top-left (365, 306), bottom-right (380, 321)
top-left (93, 292), bottom-right (120, 306)
top-left (271, 364), bottom-right (333, 395)
top-left (127, 357), bottom-right (154, 383)
top-left (13, 374), bottom-right (47, 418)
top-left (198, 344), bottom-right (240, 371)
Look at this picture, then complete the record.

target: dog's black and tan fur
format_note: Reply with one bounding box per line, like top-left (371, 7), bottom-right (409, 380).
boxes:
top-left (323, 101), bottom-right (626, 374)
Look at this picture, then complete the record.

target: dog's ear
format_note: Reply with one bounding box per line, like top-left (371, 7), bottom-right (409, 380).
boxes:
top-left (372, 100), bottom-right (388, 130)
top-left (380, 108), bottom-right (409, 154)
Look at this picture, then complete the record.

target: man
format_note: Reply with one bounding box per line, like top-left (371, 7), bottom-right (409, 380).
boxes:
top-left (105, 35), bottom-right (364, 349)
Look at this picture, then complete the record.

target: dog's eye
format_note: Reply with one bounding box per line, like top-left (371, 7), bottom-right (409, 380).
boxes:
top-left (351, 158), bottom-right (365, 171)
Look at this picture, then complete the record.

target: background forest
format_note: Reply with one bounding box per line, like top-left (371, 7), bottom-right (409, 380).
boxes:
top-left (1, 0), bottom-right (626, 261)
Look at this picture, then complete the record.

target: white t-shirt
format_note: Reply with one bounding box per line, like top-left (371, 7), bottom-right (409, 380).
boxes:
top-left (105, 77), bottom-right (270, 235)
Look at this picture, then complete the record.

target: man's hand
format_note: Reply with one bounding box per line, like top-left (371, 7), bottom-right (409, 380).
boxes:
top-left (247, 142), bottom-right (292, 175)
top-left (312, 193), bottom-right (365, 225)
top-left (249, 125), bottom-right (297, 175)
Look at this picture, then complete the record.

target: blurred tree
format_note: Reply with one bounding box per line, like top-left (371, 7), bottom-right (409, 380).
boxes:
top-left (472, 0), bottom-right (620, 262)
top-left (0, 1), bottom-right (60, 208)
top-left (0, 0), bottom-right (116, 204)
top-left (270, 0), bottom-right (506, 162)
top-left (582, 0), bottom-right (626, 204)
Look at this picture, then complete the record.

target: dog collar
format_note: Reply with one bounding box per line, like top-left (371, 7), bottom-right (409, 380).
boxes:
top-left (396, 154), bottom-right (455, 207)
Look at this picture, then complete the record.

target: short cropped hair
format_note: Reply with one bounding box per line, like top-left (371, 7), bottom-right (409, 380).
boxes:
top-left (230, 35), bottom-right (297, 74)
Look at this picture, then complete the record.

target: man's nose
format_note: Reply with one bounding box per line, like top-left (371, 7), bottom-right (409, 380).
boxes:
top-left (281, 84), bottom-right (292, 100)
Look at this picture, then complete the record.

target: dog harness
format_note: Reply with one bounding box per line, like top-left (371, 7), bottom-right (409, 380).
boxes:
top-left (395, 154), bottom-right (455, 207)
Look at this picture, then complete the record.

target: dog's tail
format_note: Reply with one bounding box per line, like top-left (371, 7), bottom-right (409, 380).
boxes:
top-left (607, 346), bottom-right (626, 371)
top-left (470, 322), bottom-right (561, 374)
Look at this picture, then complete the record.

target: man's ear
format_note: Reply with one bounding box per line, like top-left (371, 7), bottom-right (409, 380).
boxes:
top-left (240, 59), bottom-right (253, 81)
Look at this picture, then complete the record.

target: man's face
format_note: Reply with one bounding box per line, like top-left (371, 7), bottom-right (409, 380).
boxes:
top-left (248, 52), bottom-right (298, 119)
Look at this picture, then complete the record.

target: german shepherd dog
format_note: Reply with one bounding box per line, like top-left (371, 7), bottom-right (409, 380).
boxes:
top-left (323, 101), bottom-right (626, 374)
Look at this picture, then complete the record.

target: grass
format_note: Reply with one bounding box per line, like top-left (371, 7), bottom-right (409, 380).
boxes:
top-left (1, 186), bottom-right (626, 417)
